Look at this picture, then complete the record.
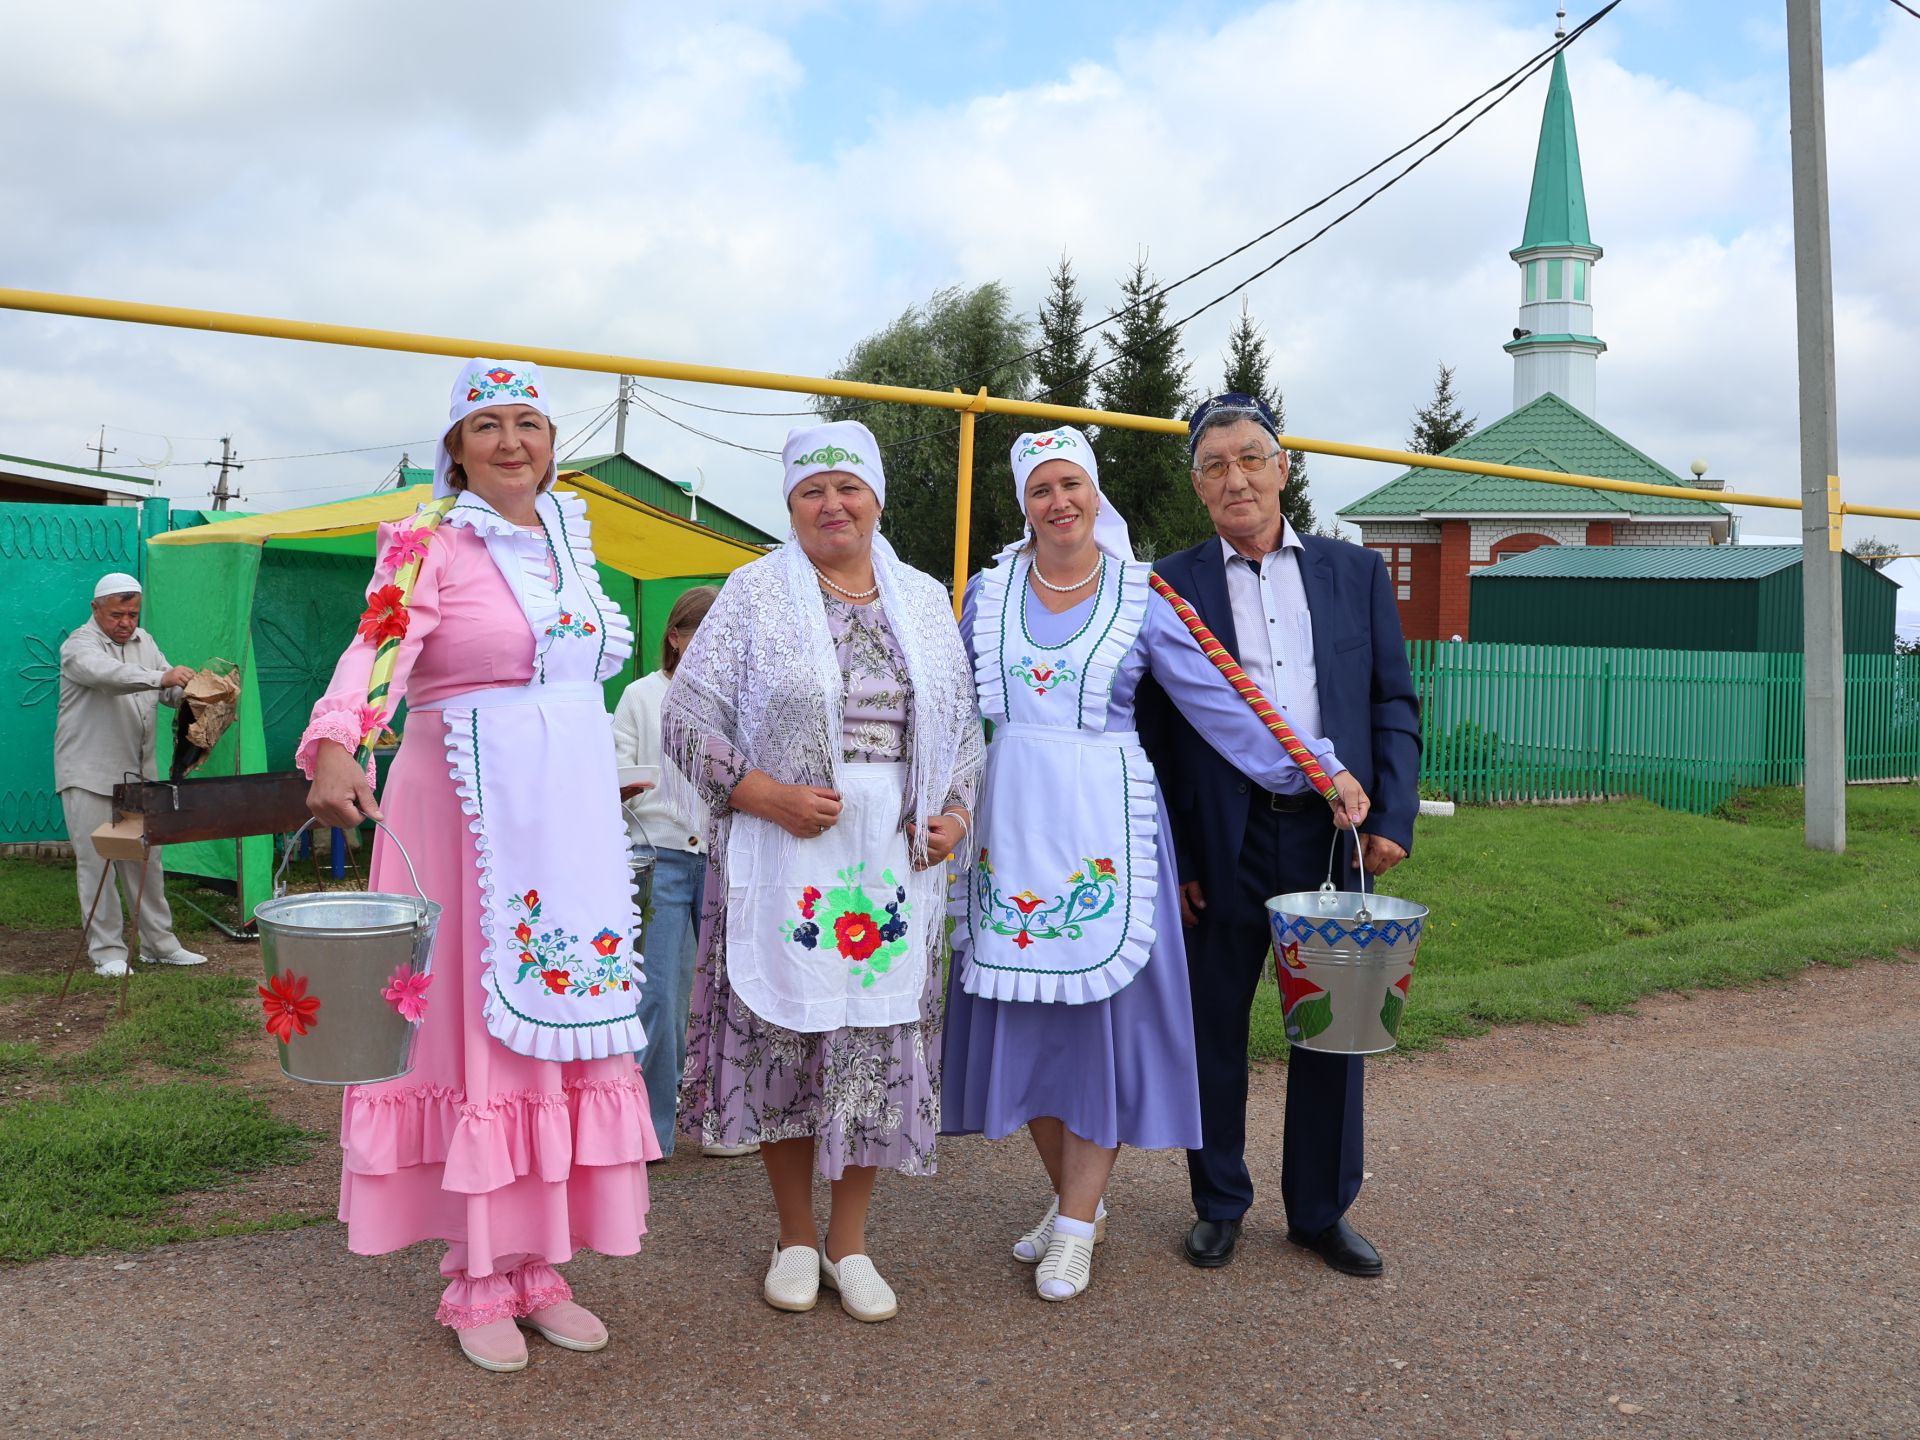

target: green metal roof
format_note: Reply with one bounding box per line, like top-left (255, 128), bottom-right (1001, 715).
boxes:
top-left (1517, 53), bottom-right (1592, 251)
top-left (0, 451), bottom-right (156, 486)
top-left (1338, 392), bottom-right (1726, 520)
top-left (1473, 545), bottom-right (1802, 581)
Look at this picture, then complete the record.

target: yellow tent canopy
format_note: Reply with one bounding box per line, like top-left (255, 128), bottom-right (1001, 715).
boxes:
top-left (144, 470), bottom-right (763, 915)
top-left (150, 470), bottom-right (767, 579)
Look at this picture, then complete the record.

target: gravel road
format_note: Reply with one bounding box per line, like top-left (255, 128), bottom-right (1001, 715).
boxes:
top-left (3, 961), bottom-right (1913, 1440)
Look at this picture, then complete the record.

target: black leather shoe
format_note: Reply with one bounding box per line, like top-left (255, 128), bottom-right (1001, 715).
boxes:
top-left (1183, 1217), bottom-right (1242, 1268)
top-left (1286, 1217), bottom-right (1383, 1277)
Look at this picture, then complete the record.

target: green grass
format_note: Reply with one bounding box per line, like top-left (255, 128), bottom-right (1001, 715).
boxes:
top-left (0, 856), bottom-right (218, 934)
top-left (0, 1083), bottom-right (309, 1261)
top-left (1248, 784), bottom-right (1920, 1061)
top-left (0, 968), bottom-right (317, 1261)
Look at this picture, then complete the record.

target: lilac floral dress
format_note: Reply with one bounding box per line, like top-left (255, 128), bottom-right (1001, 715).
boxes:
top-left (678, 593), bottom-right (975, 1177)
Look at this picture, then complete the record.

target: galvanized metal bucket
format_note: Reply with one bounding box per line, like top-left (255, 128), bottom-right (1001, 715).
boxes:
top-left (253, 819), bottom-right (441, 1085)
top-left (1265, 832), bottom-right (1428, 1056)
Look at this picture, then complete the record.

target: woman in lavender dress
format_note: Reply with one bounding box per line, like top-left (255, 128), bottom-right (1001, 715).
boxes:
top-left (943, 427), bottom-right (1368, 1302)
top-left (663, 421), bottom-right (981, 1323)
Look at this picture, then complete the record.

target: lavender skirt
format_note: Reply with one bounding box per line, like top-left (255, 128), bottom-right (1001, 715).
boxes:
top-left (941, 796), bottom-right (1203, 1150)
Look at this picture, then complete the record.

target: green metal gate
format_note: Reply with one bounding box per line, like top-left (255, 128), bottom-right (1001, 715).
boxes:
top-left (0, 501), bottom-right (147, 842)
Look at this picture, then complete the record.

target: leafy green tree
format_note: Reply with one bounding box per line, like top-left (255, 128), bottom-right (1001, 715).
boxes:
top-left (816, 283), bottom-right (1033, 578)
top-left (1408, 361), bottom-right (1477, 455)
top-left (1034, 256), bottom-right (1097, 410)
top-left (1093, 257), bottom-right (1196, 560)
top-left (1220, 300), bottom-right (1315, 535)
top-left (1850, 535), bottom-right (1899, 571)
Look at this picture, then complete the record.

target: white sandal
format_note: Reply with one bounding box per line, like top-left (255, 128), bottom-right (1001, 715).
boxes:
top-left (763, 1243), bottom-right (820, 1313)
top-left (819, 1252), bottom-right (898, 1323)
top-left (1013, 1198), bottom-right (1108, 1264)
top-left (1035, 1231), bottom-right (1096, 1302)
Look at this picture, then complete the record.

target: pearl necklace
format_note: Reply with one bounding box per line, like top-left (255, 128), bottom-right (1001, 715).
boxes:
top-left (1031, 552), bottom-right (1103, 594)
top-left (813, 564), bottom-right (880, 602)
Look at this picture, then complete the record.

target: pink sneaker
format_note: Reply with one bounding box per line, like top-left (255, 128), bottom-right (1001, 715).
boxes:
top-left (520, 1300), bottom-right (609, 1352)
top-left (455, 1318), bottom-right (528, 1372)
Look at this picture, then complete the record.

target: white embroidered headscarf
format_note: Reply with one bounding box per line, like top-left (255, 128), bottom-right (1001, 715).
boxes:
top-left (432, 358), bottom-right (556, 499)
top-left (662, 419), bottom-right (982, 876)
top-left (1008, 426), bottom-right (1134, 561)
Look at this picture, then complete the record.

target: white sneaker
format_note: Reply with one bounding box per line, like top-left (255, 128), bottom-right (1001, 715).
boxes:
top-left (1036, 1231), bottom-right (1096, 1302)
top-left (763, 1243), bottom-right (820, 1313)
top-left (1013, 1198), bottom-right (1107, 1264)
top-left (93, 959), bottom-right (129, 978)
top-left (146, 947), bottom-right (208, 966)
top-left (819, 1252), bottom-right (897, 1323)
top-left (702, 1140), bottom-right (761, 1158)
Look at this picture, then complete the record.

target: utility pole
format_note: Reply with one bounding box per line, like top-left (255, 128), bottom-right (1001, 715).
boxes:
top-left (205, 436), bottom-right (244, 511)
top-left (86, 424), bottom-right (117, 470)
top-left (1786, 0), bottom-right (1845, 853)
top-left (613, 375), bottom-right (632, 457)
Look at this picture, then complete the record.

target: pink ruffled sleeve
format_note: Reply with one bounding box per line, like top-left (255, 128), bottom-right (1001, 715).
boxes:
top-left (295, 519), bottom-right (449, 787)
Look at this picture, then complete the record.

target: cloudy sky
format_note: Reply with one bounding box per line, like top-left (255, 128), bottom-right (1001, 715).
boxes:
top-left (3, 0), bottom-right (1915, 547)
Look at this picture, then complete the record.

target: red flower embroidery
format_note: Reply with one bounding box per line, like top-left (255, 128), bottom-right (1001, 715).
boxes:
top-left (1010, 890), bottom-right (1044, 915)
top-left (584, 623), bottom-right (596, 634)
top-left (541, 968), bottom-right (571, 995)
top-left (1031, 665), bottom-right (1054, 683)
top-left (834, 912), bottom-right (882, 963)
top-left (258, 972), bottom-right (320, 1043)
top-left (357, 584), bottom-right (409, 645)
top-left (1093, 858), bottom-right (1116, 877)
top-left (486, 368), bottom-right (515, 385)
top-left (514, 921), bottom-right (532, 944)
top-left (558, 612), bottom-right (573, 625)
top-left (1013, 932), bottom-right (1034, 950)
top-left (590, 927), bottom-right (622, 957)
top-left (798, 885), bottom-right (821, 919)
top-left (521, 889), bottom-right (540, 910)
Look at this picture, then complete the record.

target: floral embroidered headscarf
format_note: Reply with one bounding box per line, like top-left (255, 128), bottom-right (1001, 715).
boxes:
top-left (432, 357), bottom-right (554, 499)
top-left (1008, 425), bottom-right (1134, 561)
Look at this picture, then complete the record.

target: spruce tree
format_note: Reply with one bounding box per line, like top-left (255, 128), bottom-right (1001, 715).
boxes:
top-left (1034, 256), bottom-right (1097, 411)
top-left (1408, 362), bottom-right (1477, 455)
top-left (1220, 300), bottom-right (1315, 535)
top-left (1093, 257), bottom-right (1196, 560)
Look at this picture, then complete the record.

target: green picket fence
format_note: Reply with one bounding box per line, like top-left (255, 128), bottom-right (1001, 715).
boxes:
top-left (1408, 641), bottom-right (1920, 814)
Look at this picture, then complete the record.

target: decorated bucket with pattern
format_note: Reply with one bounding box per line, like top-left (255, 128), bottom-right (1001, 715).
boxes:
top-left (252, 821), bottom-right (442, 1085)
top-left (1265, 859), bottom-right (1426, 1055)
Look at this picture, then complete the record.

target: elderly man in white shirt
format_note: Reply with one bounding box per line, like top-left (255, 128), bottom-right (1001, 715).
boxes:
top-left (56, 573), bottom-right (207, 976)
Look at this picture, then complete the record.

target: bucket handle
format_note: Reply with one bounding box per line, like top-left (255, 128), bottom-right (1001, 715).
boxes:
top-left (1320, 827), bottom-right (1374, 925)
top-left (277, 817), bottom-right (430, 906)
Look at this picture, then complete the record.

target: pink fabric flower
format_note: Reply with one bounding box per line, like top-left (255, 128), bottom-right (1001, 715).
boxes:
top-left (353, 705), bottom-right (390, 741)
top-left (381, 964), bottom-right (433, 1022)
top-left (380, 528), bottom-right (432, 572)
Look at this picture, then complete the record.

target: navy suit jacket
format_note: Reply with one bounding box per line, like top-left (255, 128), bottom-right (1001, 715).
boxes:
top-left (1140, 533), bottom-right (1421, 895)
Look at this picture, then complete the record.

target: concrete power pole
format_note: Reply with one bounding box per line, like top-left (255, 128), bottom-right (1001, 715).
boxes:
top-left (1785, 0), bottom-right (1845, 854)
top-left (206, 436), bottom-right (244, 511)
top-left (87, 424), bottom-right (117, 471)
top-left (613, 375), bottom-right (632, 458)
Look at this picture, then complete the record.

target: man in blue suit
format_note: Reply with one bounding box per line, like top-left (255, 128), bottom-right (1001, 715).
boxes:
top-left (1140, 393), bottom-right (1420, 1276)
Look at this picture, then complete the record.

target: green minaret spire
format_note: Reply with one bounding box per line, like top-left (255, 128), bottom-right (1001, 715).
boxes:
top-left (1519, 52), bottom-right (1592, 250)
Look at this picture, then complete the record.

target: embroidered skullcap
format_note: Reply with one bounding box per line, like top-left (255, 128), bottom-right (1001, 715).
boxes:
top-left (93, 572), bottom-right (142, 600)
top-left (781, 421), bottom-right (886, 506)
top-left (1186, 391), bottom-right (1279, 457)
top-left (433, 358), bottom-right (554, 499)
top-left (1009, 426), bottom-right (1134, 561)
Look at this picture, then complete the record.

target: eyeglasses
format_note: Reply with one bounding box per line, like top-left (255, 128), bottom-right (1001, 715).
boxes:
top-left (1192, 448), bottom-right (1281, 484)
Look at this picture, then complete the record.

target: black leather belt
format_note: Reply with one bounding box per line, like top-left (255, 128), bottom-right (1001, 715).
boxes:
top-left (1265, 789), bottom-right (1315, 814)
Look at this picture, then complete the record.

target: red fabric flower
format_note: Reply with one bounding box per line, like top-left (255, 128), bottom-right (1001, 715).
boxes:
top-left (514, 921), bottom-right (532, 943)
top-left (258, 971), bottom-right (320, 1043)
top-left (357, 584), bottom-right (410, 646)
top-left (590, 927), bottom-right (622, 957)
top-left (834, 912), bottom-right (882, 963)
top-left (541, 969), bottom-right (571, 995)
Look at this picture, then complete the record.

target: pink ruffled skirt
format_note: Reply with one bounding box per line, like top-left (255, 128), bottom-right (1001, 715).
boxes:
top-left (337, 714), bottom-right (661, 1278)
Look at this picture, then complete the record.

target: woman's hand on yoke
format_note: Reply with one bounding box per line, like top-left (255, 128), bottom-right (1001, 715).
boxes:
top-left (308, 740), bottom-right (384, 829)
top-left (730, 769), bottom-right (843, 839)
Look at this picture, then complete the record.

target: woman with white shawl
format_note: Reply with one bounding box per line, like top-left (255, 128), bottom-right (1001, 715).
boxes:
top-left (941, 427), bottom-right (1368, 1303)
top-left (663, 420), bottom-right (982, 1323)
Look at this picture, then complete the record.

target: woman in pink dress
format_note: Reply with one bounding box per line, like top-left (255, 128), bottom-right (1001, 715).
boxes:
top-left (301, 358), bottom-right (658, 1372)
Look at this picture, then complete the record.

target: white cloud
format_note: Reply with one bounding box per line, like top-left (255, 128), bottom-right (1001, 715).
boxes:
top-left (1, 0), bottom-right (1914, 548)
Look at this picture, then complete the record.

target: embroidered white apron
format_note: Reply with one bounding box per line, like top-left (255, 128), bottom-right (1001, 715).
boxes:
top-left (416, 492), bottom-right (644, 1061)
top-left (723, 760), bottom-right (935, 1034)
top-left (956, 554), bottom-right (1159, 1004)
